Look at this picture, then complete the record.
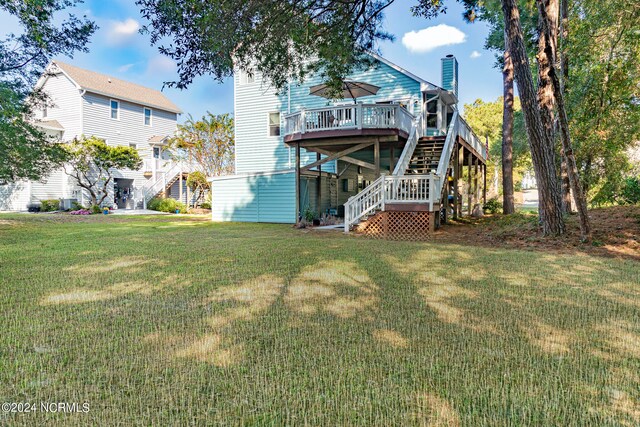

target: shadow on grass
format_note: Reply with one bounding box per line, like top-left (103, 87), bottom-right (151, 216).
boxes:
top-left (3, 215), bottom-right (639, 425)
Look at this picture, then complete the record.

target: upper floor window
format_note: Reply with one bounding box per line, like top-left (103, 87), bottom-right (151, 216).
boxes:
top-left (268, 112), bottom-right (280, 137)
top-left (153, 146), bottom-right (161, 159)
top-left (144, 108), bottom-right (152, 126)
top-left (42, 105), bottom-right (48, 118)
top-left (426, 99), bottom-right (438, 128)
top-left (129, 143), bottom-right (137, 150)
top-left (110, 100), bottom-right (119, 120)
top-left (239, 69), bottom-right (255, 85)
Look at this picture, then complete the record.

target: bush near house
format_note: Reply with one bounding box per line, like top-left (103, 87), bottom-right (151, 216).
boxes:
top-left (148, 197), bottom-right (187, 213)
top-left (40, 199), bottom-right (60, 212)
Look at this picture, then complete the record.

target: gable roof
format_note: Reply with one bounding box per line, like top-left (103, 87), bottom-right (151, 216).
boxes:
top-left (369, 53), bottom-right (457, 104)
top-left (35, 119), bottom-right (65, 131)
top-left (45, 61), bottom-right (182, 114)
top-left (369, 53), bottom-right (438, 91)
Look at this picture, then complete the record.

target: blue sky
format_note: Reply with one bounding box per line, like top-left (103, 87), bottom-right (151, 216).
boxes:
top-left (2, 0), bottom-right (503, 121)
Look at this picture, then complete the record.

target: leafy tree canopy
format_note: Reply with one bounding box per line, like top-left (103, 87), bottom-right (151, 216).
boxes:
top-left (170, 113), bottom-right (235, 178)
top-left (0, 0), bottom-right (97, 182)
top-left (136, 0), bottom-right (396, 93)
top-left (63, 136), bottom-right (142, 207)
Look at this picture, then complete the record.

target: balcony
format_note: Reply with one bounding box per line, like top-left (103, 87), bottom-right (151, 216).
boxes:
top-left (283, 104), bottom-right (415, 144)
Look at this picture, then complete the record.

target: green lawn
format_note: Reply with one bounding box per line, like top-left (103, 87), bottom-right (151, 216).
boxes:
top-left (0, 214), bottom-right (638, 426)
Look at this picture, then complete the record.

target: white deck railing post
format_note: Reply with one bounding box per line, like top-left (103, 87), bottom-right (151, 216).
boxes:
top-left (381, 175), bottom-right (386, 211)
top-left (301, 109), bottom-right (306, 134)
top-left (356, 103), bottom-right (363, 129)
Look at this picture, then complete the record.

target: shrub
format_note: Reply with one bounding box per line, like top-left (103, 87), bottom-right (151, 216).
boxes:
top-left (41, 199), bottom-right (60, 212)
top-left (303, 207), bottom-right (316, 222)
top-left (90, 204), bottom-right (102, 214)
top-left (71, 201), bottom-right (86, 211)
top-left (620, 177), bottom-right (640, 205)
top-left (201, 201), bottom-right (211, 210)
top-left (147, 197), bottom-right (187, 213)
top-left (483, 197), bottom-right (503, 214)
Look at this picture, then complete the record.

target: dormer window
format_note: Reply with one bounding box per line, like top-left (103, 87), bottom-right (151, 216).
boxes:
top-left (110, 100), bottom-right (119, 120)
top-left (144, 107), bottom-right (152, 126)
top-left (239, 69), bottom-right (255, 85)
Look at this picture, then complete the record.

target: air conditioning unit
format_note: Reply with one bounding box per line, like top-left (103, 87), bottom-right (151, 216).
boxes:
top-left (61, 198), bottom-right (78, 210)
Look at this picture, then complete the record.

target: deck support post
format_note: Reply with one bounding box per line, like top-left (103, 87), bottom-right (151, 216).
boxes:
top-left (474, 157), bottom-right (479, 209)
top-left (295, 144), bottom-right (301, 223)
top-left (374, 139), bottom-right (380, 177)
top-left (316, 152), bottom-right (322, 215)
top-left (467, 151), bottom-right (473, 216)
top-left (483, 163), bottom-right (487, 204)
top-left (453, 143), bottom-right (459, 220)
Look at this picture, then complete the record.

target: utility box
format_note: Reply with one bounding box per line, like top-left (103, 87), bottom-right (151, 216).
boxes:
top-left (61, 198), bottom-right (78, 210)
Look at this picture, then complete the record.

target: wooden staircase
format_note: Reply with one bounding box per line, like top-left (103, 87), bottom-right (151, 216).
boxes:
top-left (405, 136), bottom-right (446, 175)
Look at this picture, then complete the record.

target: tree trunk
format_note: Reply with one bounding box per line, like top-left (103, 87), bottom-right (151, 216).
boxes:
top-left (559, 0), bottom-right (572, 213)
top-left (537, 0), bottom-right (591, 241)
top-left (560, 150), bottom-right (572, 212)
top-left (502, 40), bottom-right (515, 214)
top-left (501, 0), bottom-right (565, 235)
top-left (536, 0), bottom-right (559, 146)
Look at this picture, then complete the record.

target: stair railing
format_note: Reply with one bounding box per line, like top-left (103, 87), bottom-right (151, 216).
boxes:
top-left (142, 161), bottom-right (185, 207)
top-left (392, 115), bottom-right (422, 176)
top-left (344, 175), bottom-right (386, 233)
top-left (434, 110), bottom-right (459, 197)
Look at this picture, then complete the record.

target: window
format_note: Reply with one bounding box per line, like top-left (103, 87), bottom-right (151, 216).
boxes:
top-left (426, 99), bottom-right (438, 128)
top-left (153, 147), bottom-right (160, 159)
top-left (129, 143), bottom-right (137, 150)
top-left (110, 100), bottom-right (119, 119)
top-left (239, 69), bottom-right (254, 85)
top-left (268, 112), bottom-right (280, 136)
top-left (144, 108), bottom-right (152, 126)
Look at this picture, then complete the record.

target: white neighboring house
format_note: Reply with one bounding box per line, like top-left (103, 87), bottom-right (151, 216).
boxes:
top-left (0, 61), bottom-right (190, 211)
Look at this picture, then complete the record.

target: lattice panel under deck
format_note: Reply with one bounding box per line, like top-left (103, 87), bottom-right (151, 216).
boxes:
top-left (355, 211), bottom-right (434, 240)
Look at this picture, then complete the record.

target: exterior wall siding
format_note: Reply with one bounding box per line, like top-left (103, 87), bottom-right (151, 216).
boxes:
top-left (287, 59), bottom-right (422, 118)
top-left (441, 56), bottom-right (459, 99)
top-left (37, 73), bottom-right (83, 140)
top-left (211, 172), bottom-right (296, 223)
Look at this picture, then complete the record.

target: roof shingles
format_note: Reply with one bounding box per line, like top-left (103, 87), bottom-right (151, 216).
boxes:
top-left (52, 61), bottom-right (182, 114)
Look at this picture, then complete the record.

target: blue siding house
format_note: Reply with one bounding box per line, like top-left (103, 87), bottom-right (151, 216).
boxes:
top-left (211, 54), bottom-right (487, 237)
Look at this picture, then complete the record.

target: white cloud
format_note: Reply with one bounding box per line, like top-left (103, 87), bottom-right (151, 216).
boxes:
top-left (146, 55), bottom-right (176, 75)
top-left (402, 24), bottom-right (467, 54)
top-left (470, 50), bottom-right (482, 59)
top-left (117, 63), bottom-right (135, 73)
top-left (106, 18), bottom-right (140, 45)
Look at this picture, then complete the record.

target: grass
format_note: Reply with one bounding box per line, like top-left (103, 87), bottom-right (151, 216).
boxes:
top-left (0, 214), bottom-right (638, 426)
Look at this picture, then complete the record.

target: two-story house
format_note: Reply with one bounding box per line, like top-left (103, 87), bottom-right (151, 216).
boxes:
top-left (210, 54), bottom-right (488, 239)
top-left (0, 61), bottom-right (188, 211)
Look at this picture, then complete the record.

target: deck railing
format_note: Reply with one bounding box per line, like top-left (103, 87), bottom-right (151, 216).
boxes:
top-left (344, 174), bottom-right (439, 232)
top-left (284, 103), bottom-right (414, 136)
top-left (392, 115), bottom-right (422, 176)
top-left (141, 160), bottom-right (196, 206)
top-left (457, 114), bottom-right (487, 159)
